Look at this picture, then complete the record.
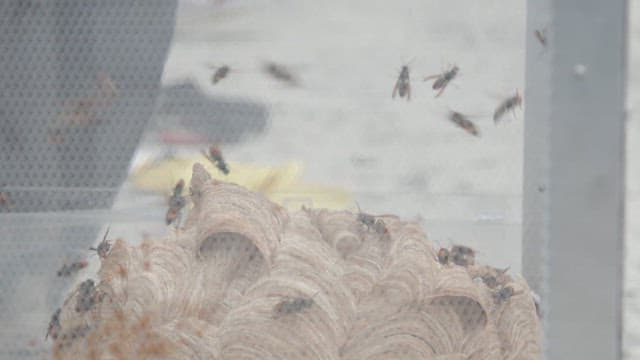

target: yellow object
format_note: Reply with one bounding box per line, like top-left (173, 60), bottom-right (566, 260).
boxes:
top-left (129, 156), bottom-right (351, 210)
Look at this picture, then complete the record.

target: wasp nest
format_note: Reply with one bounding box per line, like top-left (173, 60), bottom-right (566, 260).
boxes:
top-left (52, 163), bottom-right (541, 359)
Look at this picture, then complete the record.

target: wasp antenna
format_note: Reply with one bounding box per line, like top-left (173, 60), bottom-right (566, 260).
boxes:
top-left (102, 227), bottom-right (110, 242)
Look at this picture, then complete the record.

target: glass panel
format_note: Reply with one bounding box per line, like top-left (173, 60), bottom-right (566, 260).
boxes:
top-left (0, 0), bottom-right (535, 358)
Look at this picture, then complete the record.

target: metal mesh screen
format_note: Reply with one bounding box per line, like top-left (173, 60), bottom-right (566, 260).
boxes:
top-left (0, 0), bottom-right (177, 357)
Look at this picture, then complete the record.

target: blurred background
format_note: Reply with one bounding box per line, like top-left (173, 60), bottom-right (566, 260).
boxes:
top-left (0, 0), bottom-right (638, 358)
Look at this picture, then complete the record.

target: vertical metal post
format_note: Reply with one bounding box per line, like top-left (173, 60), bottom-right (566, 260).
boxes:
top-left (524, 0), bottom-right (627, 359)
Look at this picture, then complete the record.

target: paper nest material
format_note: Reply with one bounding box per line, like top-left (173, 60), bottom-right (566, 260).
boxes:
top-left (53, 163), bottom-right (541, 359)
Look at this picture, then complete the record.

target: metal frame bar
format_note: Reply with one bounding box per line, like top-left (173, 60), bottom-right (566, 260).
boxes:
top-left (523, 0), bottom-right (627, 358)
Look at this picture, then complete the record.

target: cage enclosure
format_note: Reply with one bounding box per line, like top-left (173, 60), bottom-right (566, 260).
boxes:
top-left (0, 0), bottom-right (634, 359)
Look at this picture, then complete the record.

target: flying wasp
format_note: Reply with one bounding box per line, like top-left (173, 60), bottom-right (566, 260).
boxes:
top-left (392, 65), bottom-right (411, 101)
top-left (448, 111), bottom-right (480, 137)
top-left (424, 65), bottom-right (458, 98)
top-left (493, 90), bottom-right (523, 124)
top-left (210, 65), bottom-right (230, 85)
top-left (263, 61), bottom-right (299, 86)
